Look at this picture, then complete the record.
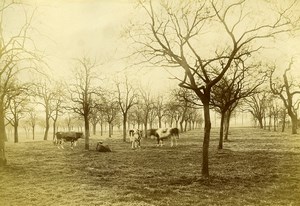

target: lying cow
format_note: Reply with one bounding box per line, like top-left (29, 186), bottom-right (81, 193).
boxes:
top-left (96, 141), bottom-right (111, 152)
top-left (54, 132), bottom-right (84, 149)
top-left (147, 128), bottom-right (179, 147)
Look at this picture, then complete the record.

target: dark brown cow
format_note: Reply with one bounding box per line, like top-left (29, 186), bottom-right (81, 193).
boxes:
top-left (54, 132), bottom-right (84, 149)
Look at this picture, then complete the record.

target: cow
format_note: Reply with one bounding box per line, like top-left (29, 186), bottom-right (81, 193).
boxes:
top-left (54, 132), bottom-right (84, 149)
top-left (147, 128), bottom-right (179, 147)
top-left (96, 141), bottom-right (111, 152)
top-left (129, 129), bottom-right (142, 149)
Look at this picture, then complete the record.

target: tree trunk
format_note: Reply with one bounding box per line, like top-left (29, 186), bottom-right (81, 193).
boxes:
top-left (180, 119), bottom-right (184, 132)
top-left (32, 126), bottom-right (35, 140)
top-left (0, 106), bottom-right (7, 166)
top-left (108, 123), bottom-right (111, 137)
top-left (144, 121), bottom-right (148, 138)
top-left (268, 113), bottom-right (272, 131)
top-left (52, 121), bottom-right (57, 140)
top-left (184, 120), bottom-right (188, 132)
top-left (44, 118), bottom-right (50, 140)
top-left (218, 112), bottom-right (225, 150)
top-left (123, 113), bottom-right (127, 142)
top-left (263, 114), bottom-right (266, 130)
top-left (14, 122), bottom-right (19, 143)
top-left (258, 117), bottom-right (263, 129)
top-left (281, 110), bottom-right (286, 132)
top-left (170, 117), bottom-right (173, 128)
top-left (224, 113), bottom-right (229, 141)
top-left (202, 102), bottom-right (211, 177)
top-left (273, 115), bottom-right (277, 131)
top-left (291, 115), bottom-right (298, 134)
top-left (84, 115), bottom-right (90, 150)
top-left (158, 117), bottom-right (162, 128)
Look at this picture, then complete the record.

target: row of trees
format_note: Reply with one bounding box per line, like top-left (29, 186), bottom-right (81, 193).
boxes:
top-left (4, 67), bottom-right (205, 143)
top-left (1, 1), bottom-right (299, 180)
top-left (127, 0), bottom-right (300, 177)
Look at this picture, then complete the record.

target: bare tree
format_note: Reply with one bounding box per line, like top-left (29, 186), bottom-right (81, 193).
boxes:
top-left (211, 60), bottom-right (266, 149)
top-left (130, 104), bottom-right (143, 130)
top-left (154, 95), bottom-right (166, 128)
top-left (139, 88), bottom-right (155, 137)
top-left (270, 61), bottom-right (300, 134)
top-left (90, 107), bottom-right (101, 135)
top-left (164, 100), bottom-right (181, 128)
top-left (5, 83), bottom-right (30, 143)
top-left (69, 57), bottom-right (99, 150)
top-left (0, 1), bottom-right (42, 165)
top-left (172, 87), bottom-right (200, 132)
top-left (115, 76), bottom-right (138, 142)
top-left (129, 0), bottom-right (297, 176)
top-left (32, 79), bottom-right (54, 141)
top-left (50, 82), bottom-right (65, 140)
top-left (27, 107), bottom-right (37, 140)
top-left (102, 91), bottom-right (119, 137)
top-left (245, 92), bottom-right (269, 129)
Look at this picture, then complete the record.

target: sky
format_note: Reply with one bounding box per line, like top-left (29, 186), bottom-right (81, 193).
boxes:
top-left (3, 0), bottom-right (300, 92)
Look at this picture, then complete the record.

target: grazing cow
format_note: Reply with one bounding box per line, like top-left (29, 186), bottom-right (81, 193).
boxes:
top-left (129, 129), bottom-right (142, 149)
top-left (147, 128), bottom-right (179, 147)
top-left (54, 132), bottom-right (84, 149)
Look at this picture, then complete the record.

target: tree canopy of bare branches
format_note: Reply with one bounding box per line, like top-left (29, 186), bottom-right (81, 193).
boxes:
top-left (269, 60), bottom-right (300, 134)
top-left (211, 60), bottom-right (266, 149)
top-left (68, 57), bottom-right (100, 150)
top-left (128, 0), bottom-right (299, 177)
top-left (115, 76), bottom-right (138, 142)
top-left (0, 1), bottom-right (43, 166)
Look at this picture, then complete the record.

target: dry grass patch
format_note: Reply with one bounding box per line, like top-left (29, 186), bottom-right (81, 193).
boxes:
top-left (0, 127), bottom-right (300, 206)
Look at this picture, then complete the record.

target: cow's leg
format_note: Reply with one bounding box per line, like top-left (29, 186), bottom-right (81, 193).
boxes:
top-left (56, 139), bottom-right (60, 149)
top-left (71, 141), bottom-right (74, 149)
top-left (137, 139), bottom-right (141, 148)
top-left (58, 139), bottom-right (63, 149)
top-left (131, 141), bottom-right (134, 149)
top-left (171, 136), bottom-right (174, 147)
top-left (156, 137), bottom-right (160, 147)
top-left (174, 135), bottom-right (178, 146)
top-left (74, 140), bottom-right (77, 147)
top-left (61, 140), bottom-right (65, 149)
top-left (160, 139), bottom-right (163, 147)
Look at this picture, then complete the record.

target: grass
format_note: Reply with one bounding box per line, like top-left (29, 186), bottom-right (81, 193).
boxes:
top-left (0, 127), bottom-right (300, 206)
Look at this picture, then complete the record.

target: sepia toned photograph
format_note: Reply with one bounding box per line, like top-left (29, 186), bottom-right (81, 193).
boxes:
top-left (0, 0), bottom-right (300, 205)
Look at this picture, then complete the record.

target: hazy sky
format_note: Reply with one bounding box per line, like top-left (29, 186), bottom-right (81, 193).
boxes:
top-left (5, 0), bottom-right (300, 89)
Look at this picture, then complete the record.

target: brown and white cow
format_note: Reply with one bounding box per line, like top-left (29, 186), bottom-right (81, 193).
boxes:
top-left (147, 128), bottom-right (179, 147)
top-left (129, 129), bottom-right (143, 149)
top-left (54, 132), bottom-right (84, 149)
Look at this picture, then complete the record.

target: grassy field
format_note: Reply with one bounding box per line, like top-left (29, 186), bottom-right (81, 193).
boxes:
top-left (0, 127), bottom-right (300, 206)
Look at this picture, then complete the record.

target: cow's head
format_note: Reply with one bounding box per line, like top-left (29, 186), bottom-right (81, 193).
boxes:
top-left (75, 132), bottom-right (84, 139)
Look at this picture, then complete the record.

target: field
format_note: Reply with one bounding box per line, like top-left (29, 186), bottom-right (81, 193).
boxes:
top-left (1, 127), bottom-right (300, 206)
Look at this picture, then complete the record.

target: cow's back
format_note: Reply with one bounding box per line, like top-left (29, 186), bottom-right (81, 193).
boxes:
top-left (59, 132), bottom-right (83, 141)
